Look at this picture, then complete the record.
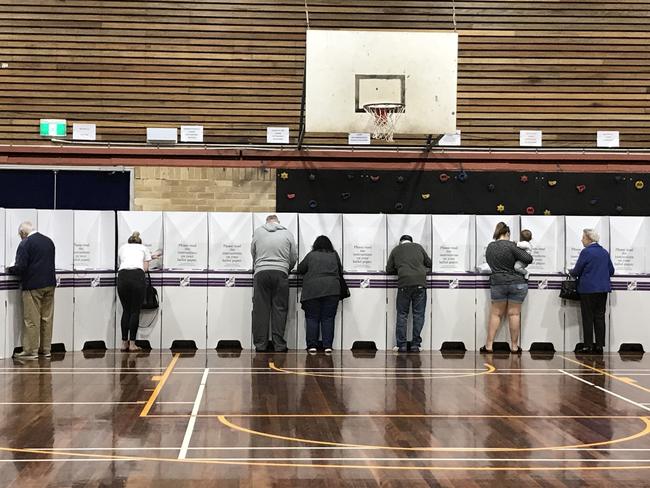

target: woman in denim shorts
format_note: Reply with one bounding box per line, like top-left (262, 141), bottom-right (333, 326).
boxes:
top-left (480, 222), bottom-right (533, 354)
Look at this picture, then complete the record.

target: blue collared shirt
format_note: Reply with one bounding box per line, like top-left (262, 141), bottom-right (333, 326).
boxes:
top-left (569, 242), bottom-right (615, 293)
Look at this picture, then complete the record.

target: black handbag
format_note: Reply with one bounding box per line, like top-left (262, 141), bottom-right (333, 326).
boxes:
top-left (142, 271), bottom-right (159, 310)
top-left (337, 255), bottom-right (351, 300)
top-left (559, 277), bottom-right (580, 301)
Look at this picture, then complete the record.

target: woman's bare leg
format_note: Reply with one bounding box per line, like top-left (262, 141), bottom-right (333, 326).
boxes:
top-left (507, 301), bottom-right (523, 350)
top-left (486, 301), bottom-right (507, 350)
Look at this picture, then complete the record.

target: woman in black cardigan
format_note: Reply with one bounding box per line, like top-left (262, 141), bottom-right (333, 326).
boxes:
top-left (297, 235), bottom-right (342, 353)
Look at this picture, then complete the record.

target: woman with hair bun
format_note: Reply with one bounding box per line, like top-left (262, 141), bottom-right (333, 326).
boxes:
top-left (117, 231), bottom-right (152, 352)
top-left (481, 222), bottom-right (533, 354)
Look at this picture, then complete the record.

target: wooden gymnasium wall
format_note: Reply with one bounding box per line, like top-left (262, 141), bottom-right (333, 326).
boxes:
top-left (2, 1), bottom-right (650, 148)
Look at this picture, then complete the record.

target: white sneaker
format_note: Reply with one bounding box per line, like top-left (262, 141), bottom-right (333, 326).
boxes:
top-left (324, 348), bottom-right (333, 354)
top-left (14, 351), bottom-right (38, 360)
top-left (308, 348), bottom-right (317, 354)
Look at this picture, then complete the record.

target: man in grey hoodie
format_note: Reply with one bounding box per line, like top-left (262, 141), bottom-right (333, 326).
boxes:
top-left (251, 215), bottom-right (298, 352)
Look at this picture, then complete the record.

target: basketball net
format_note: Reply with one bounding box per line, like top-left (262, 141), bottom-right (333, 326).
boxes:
top-left (363, 103), bottom-right (405, 143)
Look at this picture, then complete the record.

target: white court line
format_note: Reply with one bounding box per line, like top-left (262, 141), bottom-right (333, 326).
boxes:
top-left (25, 446), bottom-right (650, 452)
top-left (0, 401), bottom-right (145, 405)
top-left (178, 368), bottom-right (209, 459)
top-left (559, 369), bottom-right (650, 413)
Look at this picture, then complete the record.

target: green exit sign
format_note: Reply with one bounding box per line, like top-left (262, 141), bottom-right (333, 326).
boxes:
top-left (39, 119), bottom-right (66, 137)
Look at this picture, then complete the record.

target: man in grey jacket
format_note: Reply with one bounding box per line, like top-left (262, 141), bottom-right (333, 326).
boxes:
top-left (251, 215), bottom-right (298, 352)
top-left (386, 235), bottom-right (432, 353)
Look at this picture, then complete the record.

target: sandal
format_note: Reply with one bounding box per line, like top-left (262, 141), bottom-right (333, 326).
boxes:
top-left (510, 346), bottom-right (523, 355)
top-left (479, 346), bottom-right (493, 354)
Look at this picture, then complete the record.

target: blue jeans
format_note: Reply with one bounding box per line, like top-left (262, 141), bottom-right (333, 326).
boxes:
top-left (396, 286), bottom-right (427, 348)
top-left (303, 295), bottom-right (339, 349)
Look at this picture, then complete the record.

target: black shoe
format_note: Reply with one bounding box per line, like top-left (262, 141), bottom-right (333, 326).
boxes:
top-left (592, 346), bottom-right (604, 355)
top-left (255, 348), bottom-right (267, 353)
top-left (479, 346), bottom-right (493, 354)
top-left (510, 346), bottom-right (523, 355)
top-left (576, 345), bottom-right (593, 354)
top-left (274, 347), bottom-right (289, 353)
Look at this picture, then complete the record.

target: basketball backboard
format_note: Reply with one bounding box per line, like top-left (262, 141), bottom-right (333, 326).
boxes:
top-left (305, 30), bottom-right (458, 136)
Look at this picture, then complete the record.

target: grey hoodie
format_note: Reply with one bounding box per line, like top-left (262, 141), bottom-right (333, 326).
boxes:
top-left (251, 222), bottom-right (298, 275)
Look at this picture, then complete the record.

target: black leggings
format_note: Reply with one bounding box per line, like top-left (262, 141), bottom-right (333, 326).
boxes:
top-left (117, 269), bottom-right (146, 341)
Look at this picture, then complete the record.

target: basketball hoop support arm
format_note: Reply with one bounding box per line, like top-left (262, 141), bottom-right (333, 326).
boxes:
top-left (425, 134), bottom-right (444, 152)
top-left (297, 56), bottom-right (308, 150)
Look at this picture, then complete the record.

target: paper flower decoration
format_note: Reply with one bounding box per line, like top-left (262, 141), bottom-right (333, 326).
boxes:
top-left (457, 171), bottom-right (468, 182)
top-left (496, 204), bottom-right (505, 213)
top-left (280, 172), bottom-right (289, 180)
top-left (286, 193), bottom-right (296, 200)
top-left (520, 175), bottom-right (529, 183)
top-left (421, 193), bottom-right (431, 200)
top-left (396, 176), bottom-right (405, 183)
top-left (576, 184), bottom-right (586, 193)
top-left (635, 180), bottom-right (644, 190)
top-left (487, 184), bottom-right (496, 192)
top-left (341, 192), bottom-right (351, 200)
top-left (308, 173), bottom-right (316, 182)
top-left (547, 180), bottom-right (557, 187)
top-left (439, 173), bottom-right (450, 183)
top-left (544, 209), bottom-right (552, 215)
top-left (370, 175), bottom-right (380, 182)
top-left (616, 205), bottom-right (624, 213)
top-left (394, 202), bottom-right (404, 211)
top-left (590, 198), bottom-right (599, 206)
top-left (308, 200), bottom-right (317, 208)
top-left (526, 206), bottom-right (535, 215)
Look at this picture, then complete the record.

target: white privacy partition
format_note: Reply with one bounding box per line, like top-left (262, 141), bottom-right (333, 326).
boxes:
top-left (342, 214), bottom-right (387, 350)
top-left (117, 211), bottom-right (164, 349)
top-left (519, 215), bottom-right (565, 350)
top-left (162, 212), bottom-right (208, 349)
top-left (386, 214), bottom-right (432, 350)
top-left (564, 216), bottom-right (611, 351)
top-left (609, 217), bottom-right (650, 351)
top-left (207, 212), bottom-right (253, 349)
top-left (253, 213), bottom-right (299, 349)
top-left (73, 211), bottom-right (116, 350)
top-left (4, 208), bottom-right (37, 356)
top-left (475, 215), bottom-right (520, 349)
top-left (0, 209), bottom-right (6, 359)
top-left (297, 213), bottom-right (343, 349)
top-left (38, 209), bottom-right (74, 351)
top-left (431, 215), bottom-right (476, 350)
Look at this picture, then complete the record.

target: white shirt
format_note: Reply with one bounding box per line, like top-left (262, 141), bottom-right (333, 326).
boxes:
top-left (517, 240), bottom-right (533, 253)
top-left (118, 243), bottom-right (151, 271)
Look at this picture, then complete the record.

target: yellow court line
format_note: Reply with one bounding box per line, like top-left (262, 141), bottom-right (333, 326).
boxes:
top-left (140, 353), bottom-right (180, 418)
top-left (560, 355), bottom-right (650, 395)
top-left (217, 415), bottom-right (650, 453)
top-left (268, 361), bottom-right (496, 380)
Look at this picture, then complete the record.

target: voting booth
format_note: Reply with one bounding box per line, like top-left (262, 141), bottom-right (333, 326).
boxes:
top-left (342, 214), bottom-right (387, 350)
top-left (38, 209), bottom-right (74, 351)
top-left (475, 215), bottom-right (520, 349)
top-left (385, 214), bottom-right (432, 350)
top-left (5, 208), bottom-right (37, 355)
top-left (162, 212), bottom-right (208, 349)
top-left (297, 213), bottom-right (343, 349)
top-left (253, 213), bottom-right (299, 349)
top-left (73, 211), bottom-right (116, 350)
top-left (609, 216), bottom-right (649, 351)
top-left (117, 211), bottom-right (164, 349)
top-left (519, 215), bottom-right (565, 350)
top-left (207, 212), bottom-right (253, 349)
top-left (564, 216), bottom-right (611, 351)
top-left (431, 215), bottom-right (476, 350)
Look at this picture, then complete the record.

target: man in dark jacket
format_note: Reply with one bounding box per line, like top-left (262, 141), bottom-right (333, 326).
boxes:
top-left (386, 235), bottom-right (432, 353)
top-left (8, 222), bottom-right (56, 360)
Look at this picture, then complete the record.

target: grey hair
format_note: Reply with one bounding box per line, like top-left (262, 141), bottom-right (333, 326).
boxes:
top-left (18, 221), bottom-right (34, 234)
top-left (583, 228), bottom-right (599, 243)
top-left (266, 214), bottom-right (279, 223)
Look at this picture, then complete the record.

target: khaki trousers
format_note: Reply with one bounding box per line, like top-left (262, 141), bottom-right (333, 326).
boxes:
top-left (22, 286), bottom-right (55, 354)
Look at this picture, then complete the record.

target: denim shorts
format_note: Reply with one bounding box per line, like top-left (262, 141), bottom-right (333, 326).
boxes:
top-left (490, 283), bottom-right (528, 303)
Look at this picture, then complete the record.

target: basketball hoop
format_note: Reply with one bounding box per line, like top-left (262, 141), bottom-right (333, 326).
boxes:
top-left (363, 103), bottom-right (405, 143)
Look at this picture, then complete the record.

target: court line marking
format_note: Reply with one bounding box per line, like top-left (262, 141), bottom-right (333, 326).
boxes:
top-left (139, 353), bottom-right (180, 417)
top-left (6, 445), bottom-right (650, 471)
top-left (217, 415), bottom-right (650, 452)
top-left (0, 401), bottom-right (145, 405)
top-left (268, 361), bottom-right (497, 380)
top-left (559, 370), bottom-right (650, 413)
top-left (178, 368), bottom-right (209, 459)
top-left (560, 354), bottom-right (650, 395)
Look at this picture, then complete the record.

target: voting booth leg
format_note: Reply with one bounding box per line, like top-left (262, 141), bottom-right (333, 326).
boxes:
top-left (430, 276), bottom-right (476, 351)
top-left (207, 273), bottom-right (253, 350)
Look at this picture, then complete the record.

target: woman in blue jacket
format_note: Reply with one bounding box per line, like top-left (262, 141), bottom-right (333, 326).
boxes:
top-left (569, 228), bottom-right (615, 354)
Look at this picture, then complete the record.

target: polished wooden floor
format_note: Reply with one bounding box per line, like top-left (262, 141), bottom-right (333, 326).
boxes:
top-left (3, 349), bottom-right (650, 487)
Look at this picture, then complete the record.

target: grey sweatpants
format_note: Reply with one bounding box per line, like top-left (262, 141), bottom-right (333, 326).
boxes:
top-left (252, 270), bottom-right (289, 351)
